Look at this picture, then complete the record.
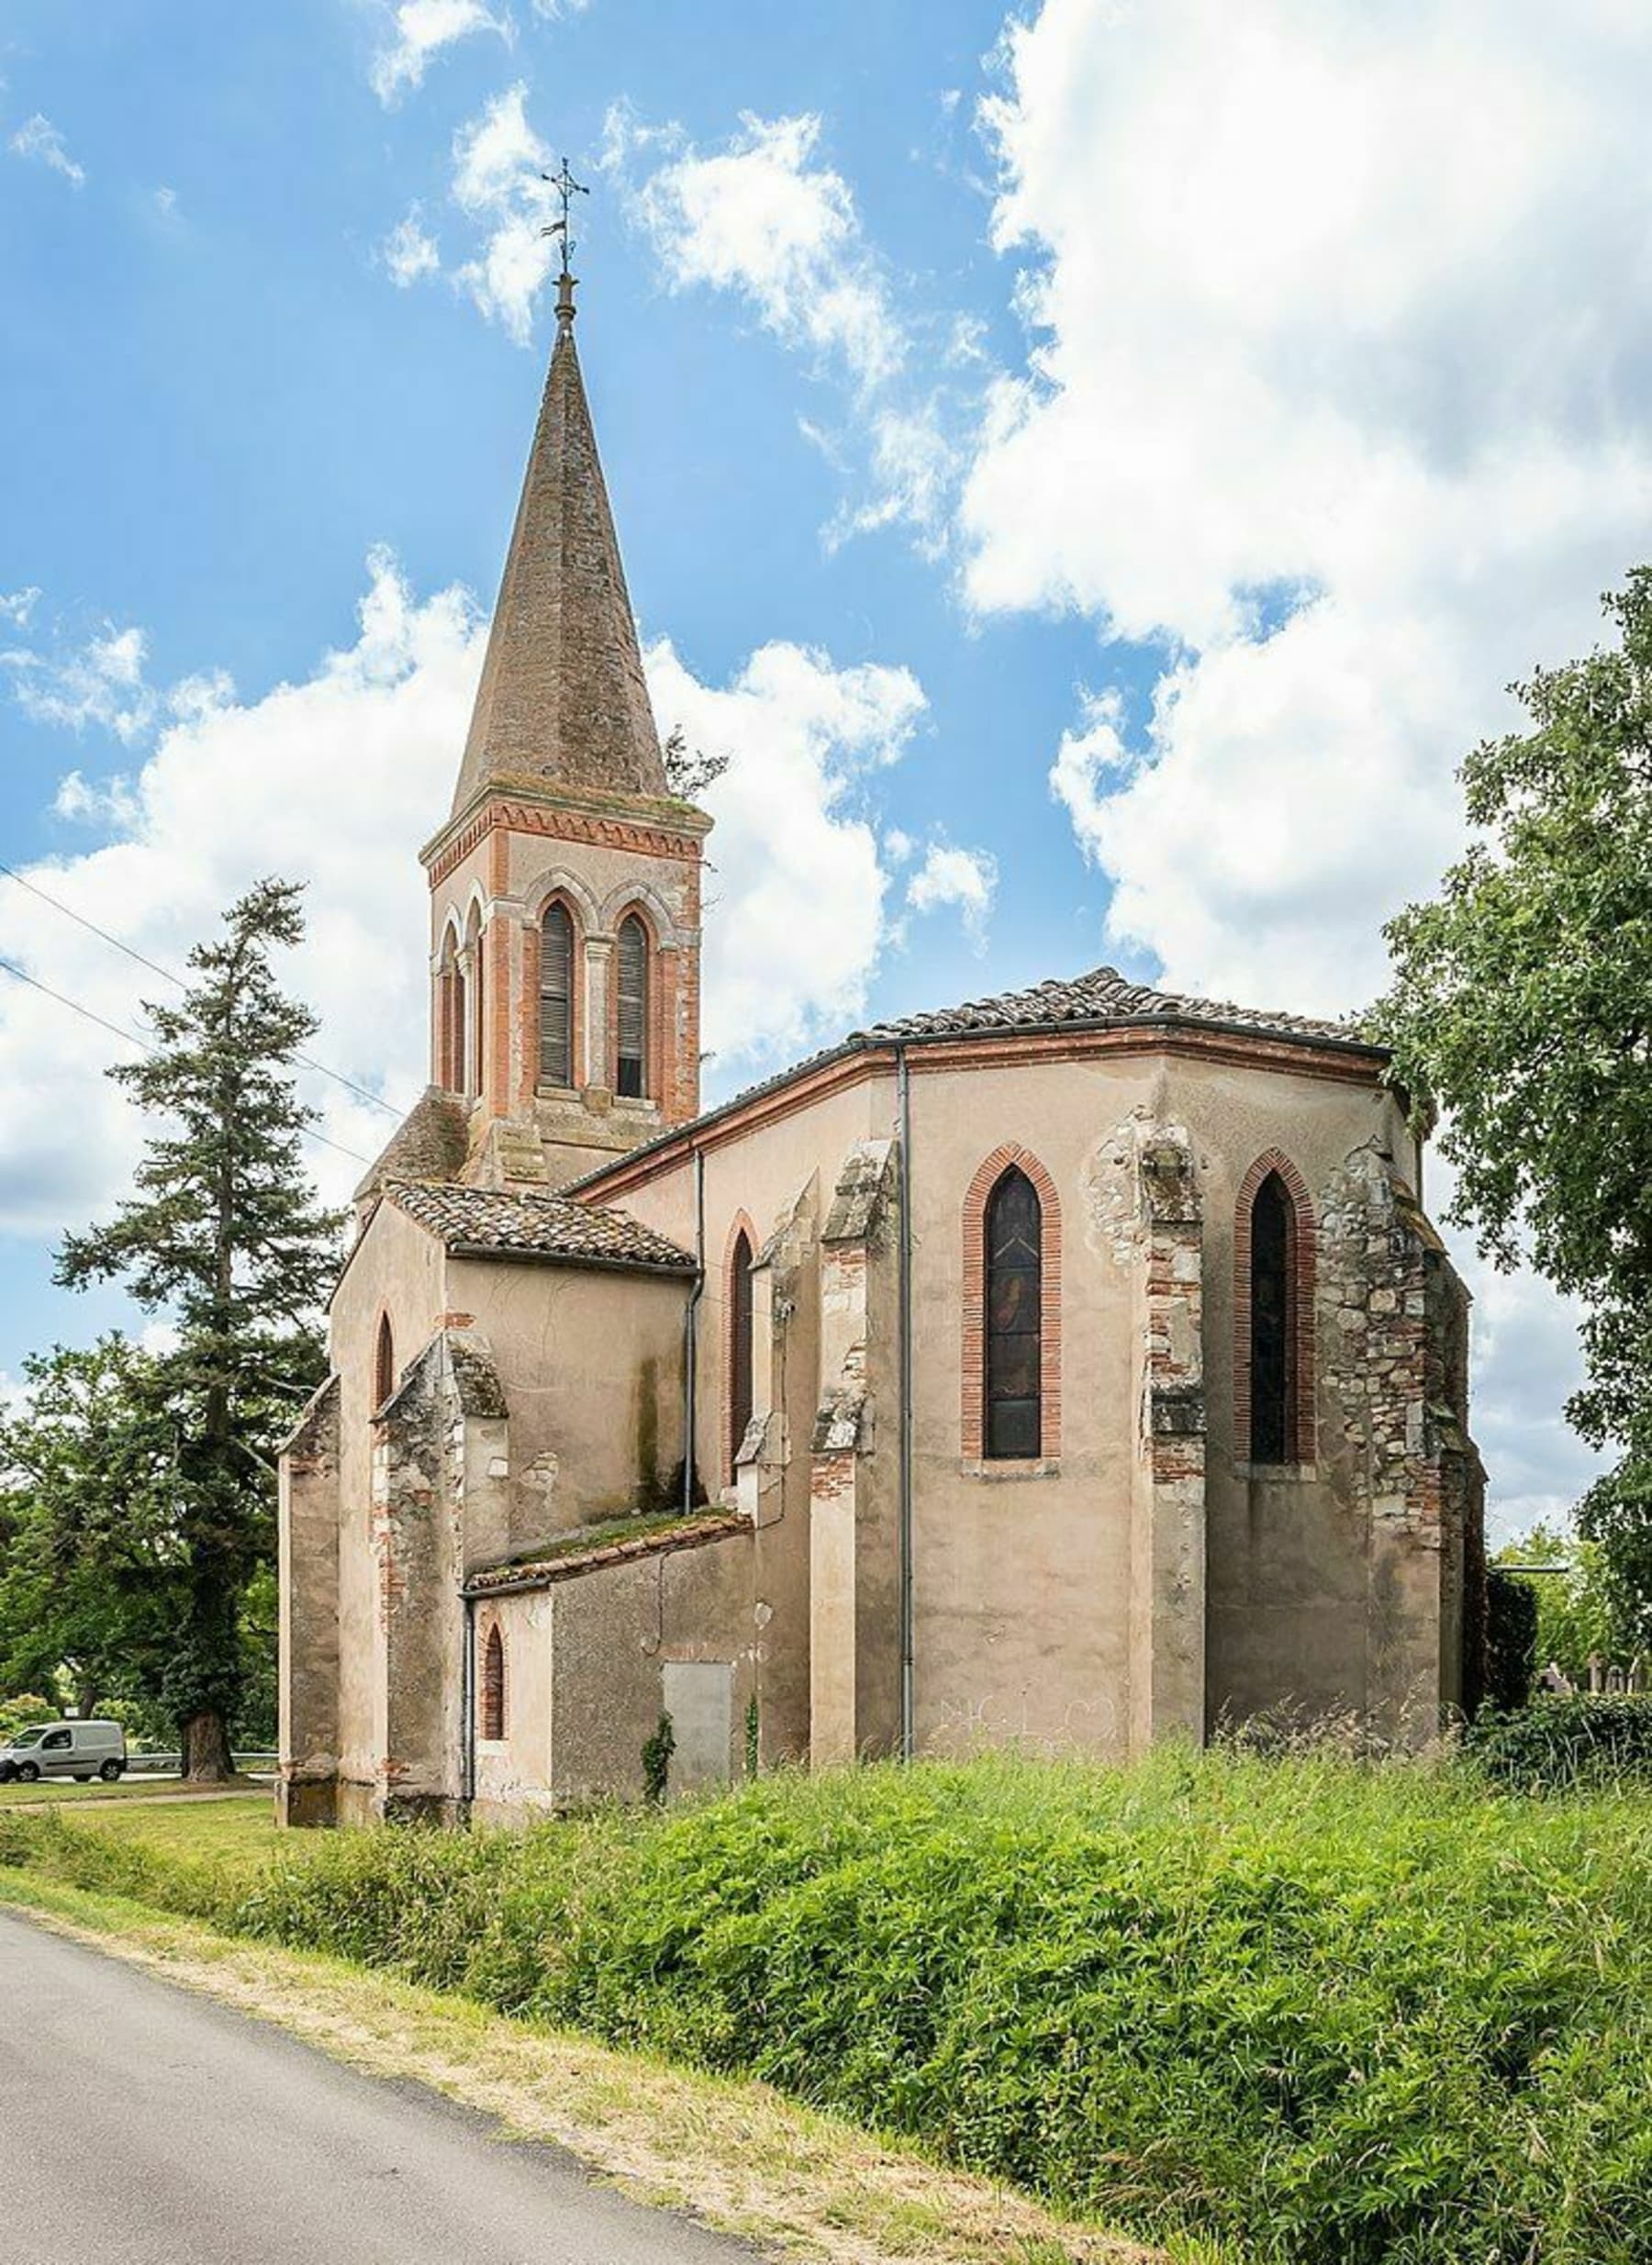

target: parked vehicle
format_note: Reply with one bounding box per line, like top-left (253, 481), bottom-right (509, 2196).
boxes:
top-left (0, 1720), bottom-right (127, 1784)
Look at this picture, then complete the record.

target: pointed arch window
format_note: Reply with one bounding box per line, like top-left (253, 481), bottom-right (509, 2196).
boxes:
top-left (984, 1166), bottom-right (1043, 1459)
top-left (540, 901), bottom-right (575, 1088)
top-left (374, 1313), bottom-right (396, 1413)
top-left (441, 933), bottom-right (466, 1093)
top-left (1249, 1171), bottom-right (1296, 1464)
top-left (481, 1623), bottom-right (506, 1743)
top-left (616, 913), bottom-right (649, 1099)
top-left (729, 1228), bottom-right (754, 1478)
top-left (464, 906), bottom-right (485, 1099)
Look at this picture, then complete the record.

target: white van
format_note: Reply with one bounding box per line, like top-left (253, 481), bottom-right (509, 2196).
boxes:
top-left (0, 1720), bottom-right (127, 1783)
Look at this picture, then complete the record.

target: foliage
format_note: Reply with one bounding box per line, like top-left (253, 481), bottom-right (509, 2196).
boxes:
top-left (1372, 570), bottom-right (1652, 1642)
top-left (0, 1693), bottom-right (54, 1744)
top-left (642, 1711), bottom-right (675, 1804)
top-left (1482, 1568), bottom-right (1537, 1713)
top-left (49, 880), bottom-right (342, 1775)
top-left (1496, 1523), bottom-right (1618, 1682)
top-left (661, 724), bottom-right (729, 803)
top-left (8, 1750), bottom-right (1652, 2263)
top-left (1466, 1692), bottom-right (1652, 1791)
top-left (744, 1693), bottom-right (759, 1780)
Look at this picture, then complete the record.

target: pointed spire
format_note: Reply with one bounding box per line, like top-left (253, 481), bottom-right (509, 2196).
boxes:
top-left (451, 291), bottom-right (668, 816)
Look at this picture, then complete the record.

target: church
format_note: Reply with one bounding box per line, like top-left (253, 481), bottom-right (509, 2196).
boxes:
top-left (277, 260), bottom-right (1485, 1827)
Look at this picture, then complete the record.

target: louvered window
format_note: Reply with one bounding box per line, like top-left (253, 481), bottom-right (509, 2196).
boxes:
top-left (481, 1623), bottom-right (506, 1742)
top-left (540, 903), bottom-right (575, 1088)
top-left (471, 932), bottom-right (486, 1096)
top-left (730, 1229), bottom-right (754, 1478)
top-left (1250, 1172), bottom-right (1294, 1464)
top-left (984, 1166), bottom-right (1043, 1459)
top-left (452, 961), bottom-right (469, 1094)
top-left (616, 914), bottom-right (648, 1099)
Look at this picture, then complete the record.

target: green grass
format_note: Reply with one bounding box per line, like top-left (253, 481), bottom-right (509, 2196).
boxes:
top-left (0, 1773), bottom-right (263, 1806)
top-left (4, 1749), bottom-right (1650, 2264)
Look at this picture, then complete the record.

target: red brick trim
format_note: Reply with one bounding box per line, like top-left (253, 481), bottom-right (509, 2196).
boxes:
top-left (1233, 1149), bottom-right (1317, 1466)
top-left (960, 1144), bottom-right (1063, 1462)
top-left (425, 797), bottom-right (707, 887)
top-left (721, 1210), bottom-right (758, 1482)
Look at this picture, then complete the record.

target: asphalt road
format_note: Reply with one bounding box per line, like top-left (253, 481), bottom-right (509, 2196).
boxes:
top-left (0, 1911), bottom-right (763, 2264)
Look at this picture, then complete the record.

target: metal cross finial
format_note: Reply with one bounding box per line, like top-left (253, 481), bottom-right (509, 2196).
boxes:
top-left (540, 156), bottom-right (589, 325)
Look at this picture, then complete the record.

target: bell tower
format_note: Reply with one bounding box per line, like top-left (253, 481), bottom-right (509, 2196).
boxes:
top-left (419, 225), bottom-right (710, 1191)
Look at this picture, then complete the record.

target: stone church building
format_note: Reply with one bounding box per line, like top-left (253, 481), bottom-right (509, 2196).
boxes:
top-left (278, 277), bottom-right (1485, 1827)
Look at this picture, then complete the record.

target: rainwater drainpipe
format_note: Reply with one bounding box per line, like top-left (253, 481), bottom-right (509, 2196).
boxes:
top-left (897, 1046), bottom-right (916, 1762)
top-left (683, 1145), bottom-right (706, 1513)
top-left (461, 1590), bottom-right (476, 1811)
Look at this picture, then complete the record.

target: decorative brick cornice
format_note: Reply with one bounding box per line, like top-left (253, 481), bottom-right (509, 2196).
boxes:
top-left (423, 787), bottom-right (709, 888)
top-left (960, 1143), bottom-right (1063, 1464)
top-left (1233, 1148), bottom-right (1317, 1467)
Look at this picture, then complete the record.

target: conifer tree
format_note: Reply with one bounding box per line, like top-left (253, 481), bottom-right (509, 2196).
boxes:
top-left (56, 879), bottom-right (344, 1778)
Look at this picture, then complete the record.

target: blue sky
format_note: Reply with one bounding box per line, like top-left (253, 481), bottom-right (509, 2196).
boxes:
top-left (5, 0), bottom-right (1650, 1535)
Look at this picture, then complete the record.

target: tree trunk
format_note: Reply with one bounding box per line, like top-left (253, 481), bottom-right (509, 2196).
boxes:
top-left (182, 1707), bottom-right (235, 1782)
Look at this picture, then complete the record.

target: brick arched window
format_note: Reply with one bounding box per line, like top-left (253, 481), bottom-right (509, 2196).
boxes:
top-left (1235, 1151), bottom-right (1316, 1467)
top-left (728, 1225), bottom-right (754, 1478)
top-left (373, 1312), bottom-right (395, 1412)
top-left (481, 1623), bottom-right (506, 1743)
top-left (464, 904), bottom-right (485, 1099)
top-left (540, 899), bottom-right (575, 1088)
top-left (615, 912), bottom-right (649, 1099)
top-left (961, 1144), bottom-right (1063, 1463)
top-left (439, 931), bottom-right (463, 1092)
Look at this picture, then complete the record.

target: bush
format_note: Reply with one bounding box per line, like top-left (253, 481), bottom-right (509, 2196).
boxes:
top-left (5, 1752), bottom-right (1652, 2263)
top-left (1482, 1568), bottom-right (1538, 1713)
top-left (1467, 1691), bottom-right (1652, 1790)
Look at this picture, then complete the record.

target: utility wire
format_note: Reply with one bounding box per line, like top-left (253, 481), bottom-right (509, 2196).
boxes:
top-left (0, 861), bottom-right (404, 1118)
top-left (0, 953), bottom-right (373, 1167)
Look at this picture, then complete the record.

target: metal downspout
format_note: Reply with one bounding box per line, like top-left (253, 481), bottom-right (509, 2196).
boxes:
top-left (897, 1046), bottom-right (915, 1761)
top-left (461, 1591), bottom-right (476, 1811)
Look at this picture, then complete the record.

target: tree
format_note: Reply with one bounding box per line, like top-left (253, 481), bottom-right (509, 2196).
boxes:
top-left (1373, 570), bottom-right (1652, 1646)
top-left (55, 880), bottom-right (343, 1778)
top-left (1497, 1523), bottom-right (1617, 1683)
top-left (662, 724), bottom-right (730, 802)
top-left (0, 1336), bottom-right (182, 1721)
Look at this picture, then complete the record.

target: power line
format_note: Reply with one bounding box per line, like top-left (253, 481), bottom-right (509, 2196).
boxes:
top-left (0, 954), bottom-right (373, 1168)
top-left (0, 861), bottom-right (404, 1118)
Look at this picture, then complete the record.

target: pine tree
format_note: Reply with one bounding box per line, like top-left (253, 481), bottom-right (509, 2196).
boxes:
top-left (56, 879), bottom-right (344, 1779)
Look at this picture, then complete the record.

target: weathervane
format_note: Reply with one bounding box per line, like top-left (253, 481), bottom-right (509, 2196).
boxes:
top-left (541, 156), bottom-right (589, 327)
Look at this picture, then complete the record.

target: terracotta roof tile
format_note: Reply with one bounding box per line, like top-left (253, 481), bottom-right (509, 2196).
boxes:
top-left (464, 1510), bottom-right (747, 1592)
top-left (384, 1180), bottom-right (695, 1273)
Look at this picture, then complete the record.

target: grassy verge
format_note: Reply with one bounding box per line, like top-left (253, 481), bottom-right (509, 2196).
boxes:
top-left (0, 1773), bottom-right (266, 1806)
top-left (5, 1749), bottom-right (1650, 2263)
top-left (0, 1868), bottom-right (1187, 2265)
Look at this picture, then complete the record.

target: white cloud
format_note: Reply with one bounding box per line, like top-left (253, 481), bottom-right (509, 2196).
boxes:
top-left (0, 561), bottom-right (930, 1228)
top-left (370, 0), bottom-right (508, 106)
top-left (905, 842), bottom-right (999, 949)
top-left (972, 0), bottom-right (1652, 1531)
top-left (644, 638), bottom-right (927, 1074)
top-left (0, 588), bottom-right (40, 629)
top-left (154, 185), bottom-right (178, 219)
top-left (381, 204), bottom-right (441, 288)
top-left (9, 113), bottom-right (84, 187)
top-left (608, 106), bottom-right (966, 546)
top-left (449, 84), bottom-right (558, 345)
top-left (968, 0), bottom-right (1652, 1013)
top-left (3, 625), bottom-right (160, 744)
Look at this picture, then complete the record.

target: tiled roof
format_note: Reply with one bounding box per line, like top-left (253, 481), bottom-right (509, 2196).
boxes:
top-left (464, 1510), bottom-right (748, 1593)
top-left (849, 965), bottom-right (1363, 1049)
top-left (384, 1180), bottom-right (696, 1273)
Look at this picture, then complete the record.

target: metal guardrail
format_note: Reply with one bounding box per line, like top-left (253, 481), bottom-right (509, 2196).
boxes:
top-left (126, 1751), bottom-right (278, 1775)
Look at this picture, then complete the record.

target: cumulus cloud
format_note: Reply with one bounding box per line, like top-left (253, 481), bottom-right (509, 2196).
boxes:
top-left (969, 0), bottom-right (1652, 1013)
top-left (449, 84), bottom-right (560, 345)
top-left (608, 106), bottom-right (966, 546)
top-left (380, 204), bottom-right (441, 288)
top-left (0, 559), bottom-right (932, 1227)
top-left (0, 588), bottom-right (40, 629)
top-left (645, 638), bottom-right (927, 1075)
top-left (9, 113), bottom-right (84, 187)
top-left (904, 842), bottom-right (999, 949)
top-left (3, 625), bottom-right (160, 745)
top-left (370, 0), bottom-right (508, 106)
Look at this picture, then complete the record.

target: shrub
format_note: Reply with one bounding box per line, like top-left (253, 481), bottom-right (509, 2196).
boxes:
top-left (1482, 1568), bottom-right (1538, 1713)
top-left (1467, 1691), bottom-right (1652, 1790)
top-left (6, 1751), bottom-right (1652, 2263)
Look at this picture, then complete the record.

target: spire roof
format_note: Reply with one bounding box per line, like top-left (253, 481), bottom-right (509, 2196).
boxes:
top-left (451, 306), bottom-right (668, 815)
